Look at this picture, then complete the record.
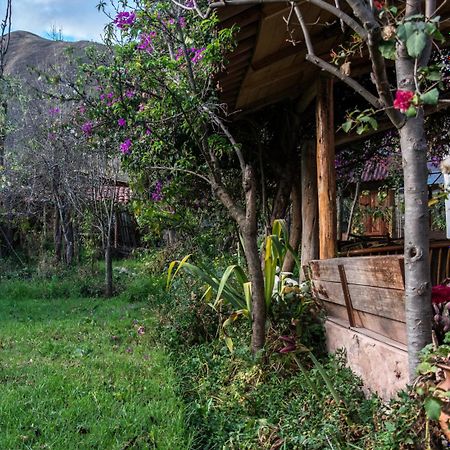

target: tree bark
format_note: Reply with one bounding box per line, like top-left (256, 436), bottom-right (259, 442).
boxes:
top-left (54, 209), bottom-right (62, 263)
top-left (242, 164), bottom-right (266, 353)
top-left (105, 228), bottom-right (113, 298)
top-left (242, 228), bottom-right (266, 353)
top-left (396, 0), bottom-right (433, 380)
top-left (399, 113), bottom-right (432, 380)
top-left (301, 141), bottom-right (319, 279)
top-left (64, 211), bottom-right (74, 266)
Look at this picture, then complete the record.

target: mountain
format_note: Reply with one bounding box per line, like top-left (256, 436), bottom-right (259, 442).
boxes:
top-left (4, 30), bottom-right (96, 78)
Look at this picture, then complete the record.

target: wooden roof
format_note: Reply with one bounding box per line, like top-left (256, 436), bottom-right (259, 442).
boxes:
top-left (216, 3), bottom-right (344, 113)
top-left (215, 2), bottom-right (450, 116)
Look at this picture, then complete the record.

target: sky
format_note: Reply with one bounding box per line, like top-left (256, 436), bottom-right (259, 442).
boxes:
top-left (6, 0), bottom-right (117, 42)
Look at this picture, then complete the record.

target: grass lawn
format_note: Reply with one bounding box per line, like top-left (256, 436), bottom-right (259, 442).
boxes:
top-left (0, 276), bottom-right (191, 450)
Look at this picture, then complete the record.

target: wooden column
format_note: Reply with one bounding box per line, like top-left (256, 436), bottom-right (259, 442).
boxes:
top-left (301, 140), bottom-right (319, 279)
top-left (316, 76), bottom-right (337, 259)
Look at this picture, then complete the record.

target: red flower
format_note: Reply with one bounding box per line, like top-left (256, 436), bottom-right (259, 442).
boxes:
top-left (432, 285), bottom-right (450, 304)
top-left (393, 90), bottom-right (415, 113)
top-left (374, 0), bottom-right (384, 10)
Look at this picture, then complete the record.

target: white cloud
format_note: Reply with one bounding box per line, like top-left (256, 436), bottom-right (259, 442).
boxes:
top-left (6, 0), bottom-right (114, 41)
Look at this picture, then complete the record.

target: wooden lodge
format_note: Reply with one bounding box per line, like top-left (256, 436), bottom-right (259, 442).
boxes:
top-left (212, 0), bottom-right (450, 398)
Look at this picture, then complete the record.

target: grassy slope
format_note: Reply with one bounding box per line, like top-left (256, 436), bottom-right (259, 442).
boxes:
top-left (0, 277), bottom-right (191, 450)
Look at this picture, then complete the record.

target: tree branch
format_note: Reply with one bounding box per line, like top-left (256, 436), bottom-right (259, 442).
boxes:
top-left (293, 4), bottom-right (382, 109)
top-left (202, 105), bottom-right (247, 174)
top-left (146, 165), bottom-right (211, 184)
top-left (345, 0), bottom-right (404, 128)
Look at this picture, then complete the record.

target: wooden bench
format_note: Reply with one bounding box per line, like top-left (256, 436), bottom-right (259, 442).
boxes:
top-left (309, 255), bottom-right (407, 345)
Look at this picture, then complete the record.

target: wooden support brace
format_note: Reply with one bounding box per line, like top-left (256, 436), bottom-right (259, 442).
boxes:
top-left (337, 264), bottom-right (356, 327)
top-left (316, 76), bottom-right (337, 259)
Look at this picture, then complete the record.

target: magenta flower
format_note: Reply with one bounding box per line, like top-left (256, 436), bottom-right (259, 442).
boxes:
top-left (48, 107), bottom-right (60, 116)
top-left (151, 180), bottom-right (163, 201)
top-left (81, 121), bottom-right (93, 136)
top-left (120, 139), bottom-right (132, 154)
top-left (190, 47), bottom-right (205, 64)
top-left (114, 11), bottom-right (136, 29)
top-left (178, 17), bottom-right (186, 28)
top-left (118, 118), bottom-right (126, 127)
top-left (393, 90), bottom-right (415, 113)
top-left (137, 33), bottom-right (154, 53)
top-left (145, 128), bottom-right (152, 135)
top-left (125, 90), bottom-right (135, 98)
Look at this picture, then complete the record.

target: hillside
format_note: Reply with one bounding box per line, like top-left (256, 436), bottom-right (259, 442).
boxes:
top-left (5, 30), bottom-right (95, 78)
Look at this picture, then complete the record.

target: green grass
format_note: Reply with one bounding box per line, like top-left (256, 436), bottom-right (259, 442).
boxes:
top-left (0, 276), bottom-right (191, 450)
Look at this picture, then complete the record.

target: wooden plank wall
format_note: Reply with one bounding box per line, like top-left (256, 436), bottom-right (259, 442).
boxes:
top-left (310, 255), bottom-right (407, 344)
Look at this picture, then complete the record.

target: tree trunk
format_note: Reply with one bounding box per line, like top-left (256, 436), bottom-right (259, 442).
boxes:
top-left (65, 214), bottom-right (74, 266)
top-left (54, 209), bottom-right (62, 262)
top-left (396, 3), bottom-right (432, 379)
top-left (399, 113), bottom-right (432, 379)
top-left (242, 228), bottom-right (266, 353)
top-left (301, 141), bottom-right (319, 279)
top-left (105, 229), bottom-right (113, 298)
top-left (282, 180), bottom-right (302, 274)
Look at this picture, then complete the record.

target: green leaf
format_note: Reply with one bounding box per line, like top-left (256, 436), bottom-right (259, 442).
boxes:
top-left (406, 30), bottom-right (427, 58)
top-left (424, 397), bottom-right (442, 420)
top-left (359, 116), bottom-right (378, 130)
top-left (367, 117), bottom-right (378, 130)
top-left (224, 336), bottom-right (234, 353)
top-left (389, 6), bottom-right (398, 15)
top-left (341, 120), bottom-right (352, 133)
top-left (356, 124), bottom-right (367, 135)
top-left (379, 40), bottom-right (396, 60)
top-left (166, 254), bottom-right (192, 290)
top-left (405, 105), bottom-right (418, 118)
top-left (417, 361), bottom-right (434, 374)
top-left (420, 88), bottom-right (439, 105)
top-left (396, 22), bottom-right (415, 42)
top-left (426, 71), bottom-right (442, 82)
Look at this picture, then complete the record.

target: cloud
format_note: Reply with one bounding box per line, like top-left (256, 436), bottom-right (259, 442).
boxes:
top-left (8, 0), bottom-right (114, 41)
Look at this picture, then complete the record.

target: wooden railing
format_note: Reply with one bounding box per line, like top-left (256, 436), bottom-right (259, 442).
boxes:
top-left (340, 240), bottom-right (450, 286)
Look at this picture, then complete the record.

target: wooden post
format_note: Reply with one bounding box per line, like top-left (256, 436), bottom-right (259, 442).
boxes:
top-left (316, 76), bottom-right (337, 259)
top-left (300, 140), bottom-right (319, 279)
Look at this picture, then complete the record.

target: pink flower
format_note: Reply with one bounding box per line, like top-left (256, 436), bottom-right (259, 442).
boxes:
top-left (120, 139), bottom-right (132, 154)
top-left (374, 0), bottom-right (384, 9)
top-left (118, 118), bottom-right (126, 127)
top-left (393, 90), bottom-right (415, 113)
top-left (137, 33), bottom-right (154, 53)
top-left (81, 121), bottom-right (93, 136)
top-left (432, 285), bottom-right (450, 304)
top-left (114, 11), bottom-right (136, 29)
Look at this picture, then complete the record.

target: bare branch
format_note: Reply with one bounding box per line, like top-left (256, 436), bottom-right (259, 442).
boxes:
top-left (201, 105), bottom-right (247, 174)
top-left (306, 0), bottom-right (367, 39)
top-left (293, 4), bottom-right (382, 109)
top-left (145, 165), bottom-right (212, 184)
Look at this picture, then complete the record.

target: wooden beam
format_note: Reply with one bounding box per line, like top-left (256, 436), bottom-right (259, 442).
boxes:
top-left (300, 140), bottom-right (319, 279)
top-left (316, 76), bottom-right (337, 259)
